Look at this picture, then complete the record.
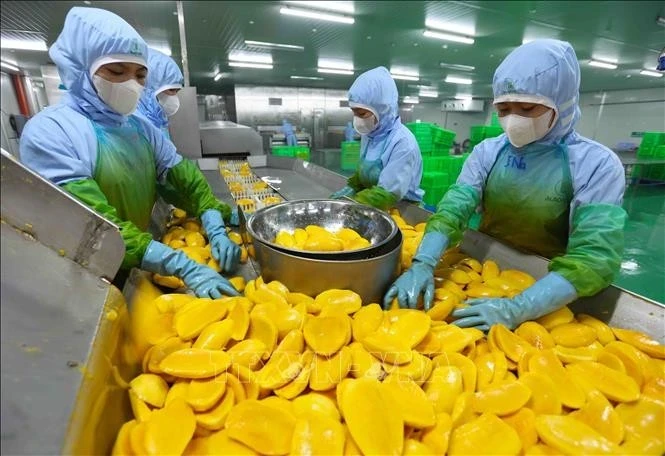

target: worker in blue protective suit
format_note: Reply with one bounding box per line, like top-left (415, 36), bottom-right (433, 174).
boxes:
top-left (330, 66), bottom-right (424, 210)
top-left (282, 119), bottom-right (298, 146)
top-left (384, 39), bottom-right (627, 331)
top-left (19, 7), bottom-right (240, 299)
top-left (343, 121), bottom-right (356, 142)
top-left (136, 47), bottom-right (183, 139)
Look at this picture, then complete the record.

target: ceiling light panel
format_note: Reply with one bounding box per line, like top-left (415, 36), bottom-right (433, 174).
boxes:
top-left (318, 58), bottom-right (353, 70)
top-left (445, 76), bottom-right (472, 85)
top-left (229, 51), bottom-right (273, 64)
top-left (639, 69), bottom-right (663, 77)
top-left (423, 30), bottom-right (474, 45)
top-left (284, 1), bottom-right (354, 14)
top-left (588, 60), bottom-right (618, 69)
top-left (424, 18), bottom-right (475, 36)
top-left (280, 6), bottom-right (354, 24)
top-left (440, 62), bottom-right (475, 72)
top-left (244, 40), bottom-right (304, 51)
top-left (317, 68), bottom-right (353, 75)
top-left (419, 90), bottom-right (438, 98)
top-left (291, 75), bottom-right (324, 80)
top-left (402, 96), bottom-right (419, 104)
top-left (229, 62), bottom-right (273, 69)
top-left (0, 38), bottom-right (48, 51)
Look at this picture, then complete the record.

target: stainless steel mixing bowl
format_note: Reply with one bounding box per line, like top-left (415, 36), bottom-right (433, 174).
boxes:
top-left (246, 199), bottom-right (399, 260)
top-left (253, 229), bottom-right (402, 304)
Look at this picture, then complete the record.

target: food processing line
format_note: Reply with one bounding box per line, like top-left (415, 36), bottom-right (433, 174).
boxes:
top-left (1, 145), bottom-right (664, 454)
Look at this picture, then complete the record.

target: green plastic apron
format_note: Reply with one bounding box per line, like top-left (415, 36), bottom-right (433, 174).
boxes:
top-left (479, 142), bottom-right (574, 258)
top-left (92, 117), bottom-right (157, 231)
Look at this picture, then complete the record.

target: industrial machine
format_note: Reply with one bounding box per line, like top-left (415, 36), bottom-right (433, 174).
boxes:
top-left (199, 120), bottom-right (264, 158)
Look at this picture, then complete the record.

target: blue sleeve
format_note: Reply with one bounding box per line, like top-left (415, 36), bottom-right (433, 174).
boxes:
top-left (19, 108), bottom-right (96, 185)
top-left (132, 115), bottom-right (182, 182)
top-left (378, 136), bottom-right (419, 199)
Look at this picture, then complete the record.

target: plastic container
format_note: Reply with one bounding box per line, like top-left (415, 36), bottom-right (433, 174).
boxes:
top-left (422, 156), bottom-right (448, 173)
top-left (422, 184), bottom-right (450, 207)
top-left (271, 145), bottom-right (296, 157)
top-left (470, 125), bottom-right (503, 143)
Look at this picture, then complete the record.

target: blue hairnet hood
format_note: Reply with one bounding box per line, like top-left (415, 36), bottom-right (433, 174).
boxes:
top-left (49, 6), bottom-right (148, 125)
top-left (137, 48), bottom-right (184, 130)
top-left (348, 66), bottom-right (400, 139)
top-left (493, 39), bottom-right (581, 144)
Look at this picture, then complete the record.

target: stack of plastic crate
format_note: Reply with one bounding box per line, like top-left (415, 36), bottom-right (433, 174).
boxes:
top-left (466, 125), bottom-right (504, 152)
top-left (633, 132), bottom-right (665, 182)
top-left (341, 141), bottom-right (361, 171)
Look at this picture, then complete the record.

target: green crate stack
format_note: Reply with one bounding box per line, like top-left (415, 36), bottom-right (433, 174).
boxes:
top-left (271, 145), bottom-right (295, 157)
top-left (341, 141), bottom-right (361, 171)
top-left (406, 122), bottom-right (455, 156)
top-left (632, 134), bottom-right (665, 181)
top-left (637, 132), bottom-right (665, 158)
top-left (294, 146), bottom-right (310, 161)
top-left (420, 171), bottom-right (450, 207)
top-left (469, 125), bottom-right (504, 143)
top-left (422, 156), bottom-right (448, 173)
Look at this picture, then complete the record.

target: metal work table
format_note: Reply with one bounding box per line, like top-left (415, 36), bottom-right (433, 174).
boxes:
top-left (617, 151), bottom-right (665, 184)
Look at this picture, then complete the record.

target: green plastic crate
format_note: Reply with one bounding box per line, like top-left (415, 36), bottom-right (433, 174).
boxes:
top-left (294, 146), bottom-right (310, 160)
top-left (422, 184), bottom-right (450, 207)
top-left (420, 171), bottom-right (449, 188)
top-left (470, 125), bottom-right (503, 143)
top-left (341, 141), bottom-right (361, 153)
top-left (654, 145), bottom-right (665, 159)
top-left (422, 156), bottom-right (448, 173)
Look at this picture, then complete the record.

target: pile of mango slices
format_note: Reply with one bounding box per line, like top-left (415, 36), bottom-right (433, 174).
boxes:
top-left (274, 226), bottom-right (371, 252)
top-left (153, 209), bottom-right (248, 290)
top-left (114, 268), bottom-right (664, 455)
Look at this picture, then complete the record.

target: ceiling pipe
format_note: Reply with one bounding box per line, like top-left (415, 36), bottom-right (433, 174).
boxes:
top-left (176, 0), bottom-right (190, 87)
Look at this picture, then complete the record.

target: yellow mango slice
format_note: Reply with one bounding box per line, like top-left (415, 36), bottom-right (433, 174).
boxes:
top-left (481, 260), bottom-right (500, 281)
top-left (550, 323), bottom-right (598, 348)
top-left (450, 391), bottom-right (476, 428)
top-left (414, 331), bottom-right (442, 357)
top-left (528, 349), bottom-right (584, 409)
top-left (291, 228), bottom-right (307, 249)
top-left (535, 306), bottom-right (574, 330)
top-left (433, 352), bottom-right (477, 393)
top-left (315, 289), bottom-right (362, 314)
top-left (291, 413), bottom-right (345, 455)
top-left (472, 380), bottom-right (531, 416)
top-left (382, 309), bottom-right (432, 348)
top-left (247, 313), bottom-right (278, 356)
top-left (448, 413), bottom-right (522, 456)
top-left (570, 390), bottom-right (624, 444)
top-left (612, 327), bottom-right (665, 359)
top-left (225, 372), bottom-right (246, 403)
top-left (383, 375), bottom-right (436, 428)
top-left (165, 381), bottom-right (189, 406)
top-left (310, 346), bottom-right (353, 391)
top-left (304, 233), bottom-right (344, 251)
top-left (292, 392), bottom-right (341, 421)
top-left (153, 274), bottom-right (185, 288)
top-left (502, 408), bottom-right (538, 450)
top-left (500, 269), bottom-right (536, 289)
top-left (475, 351), bottom-right (507, 390)
top-left (617, 436), bottom-right (665, 456)
top-left (112, 420), bottom-right (137, 455)
top-left (130, 374), bottom-right (169, 408)
top-left (193, 319), bottom-right (234, 350)
top-left (362, 331), bottom-right (412, 365)
top-left (304, 313), bottom-right (351, 356)
top-left (153, 293), bottom-right (196, 314)
top-left (519, 372), bottom-right (562, 415)
top-left (194, 387), bottom-right (234, 431)
top-left (492, 324), bottom-right (535, 362)
top-left (642, 377), bottom-right (665, 404)
top-left (228, 276), bottom-right (246, 293)
top-left (615, 397), bottom-right (665, 443)
top-left (603, 341), bottom-right (652, 388)
top-left (275, 230), bottom-right (296, 248)
top-left (554, 344), bottom-right (601, 364)
top-left (195, 429), bottom-right (257, 455)
top-left (348, 342), bottom-right (385, 380)
top-left (427, 297), bottom-right (457, 322)
top-left (433, 324), bottom-right (472, 354)
top-left (535, 415), bottom-right (619, 454)
top-left (174, 298), bottom-right (229, 340)
top-left (187, 374), bottom-right (227, 412)
top-left (274, 350), bottom-right (314, 400)
top-left (185, 231), bottom-right (206, 247)
top-left (144, 398), bottom-right (196, 455)
top-left (420, 412), bottom-right (452, 454)
top-left (425, 366), bottom-right (463, 414)
top-left (514, 321), bottom-right (555, 350)
top-left (351, 303), bottom-right (383, 341)
top-left (566, 361), bottom-right (640, 402)
top-left (226, 399), bottom-right (297, 455)
top-left (403, 438), bottom-right (435, 455)
top-left (384, 351), bottom-right (433, 384)
top-left (256, 349), bottom-right (304, 390)
top-left (596, 350), bottom-right (626, 373)
top-left (227, 339), bottom-right (267, 370)
top-left (129, 390), bottom-right (152, 422)
top-left (226, 299), bottom-right (250, 341)
top-left (160, 349), bottom-right (231, 379)
top-left (341, 378), bottom-right (404, 456)
top-left (577, 313), bottom-right (616, 345)
top-left (183, 220), bottom-right (201, 232)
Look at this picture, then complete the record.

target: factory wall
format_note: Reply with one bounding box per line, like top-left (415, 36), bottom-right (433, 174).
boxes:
top-left (1, 72), bottom-right (21, 157)
top-left (576, 88), bottom-right (665, 149)
top-left (234, 85), bottom-right (352, 150)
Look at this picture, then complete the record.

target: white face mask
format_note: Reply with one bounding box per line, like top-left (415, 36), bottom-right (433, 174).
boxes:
top-left (157, 92), bottom-right (180, 117)
top-left (499, 110), bottom-right (555, 148)
top-left (92, 75), bottom-right (143, 115)
top-left (353, 115), bottom-right (378, 135)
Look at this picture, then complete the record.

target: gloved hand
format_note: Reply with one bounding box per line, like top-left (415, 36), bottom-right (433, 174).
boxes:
top-left (142, 241), bottom-right (240, 299)
top-left (330, 186), bottom-right (356, 199)
top-left (451, 272), bottom-right (578, 331)
top-left (229, 208), bottom-right (240, 227)
top-left (383, 232), bottom-right (449, 310)
top-left (201, 209), bottom-right (240, 273)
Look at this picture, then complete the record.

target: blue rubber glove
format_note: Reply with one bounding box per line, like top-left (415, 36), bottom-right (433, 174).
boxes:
top-left (452, 272), bottom-right (578, 331)
top-left (142, 241), bottom-right (240, 298)
top-left (330, 186), bottom-right (356, 199)
top-left (229, 208), bottom-right (240, 227)
top-left (383, 232), bottom-right (449, 310)
top-left (201, 209), bottom-right (241, 273)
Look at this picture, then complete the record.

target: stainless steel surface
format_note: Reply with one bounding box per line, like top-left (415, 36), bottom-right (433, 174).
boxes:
top-left (168, 87), bottom-right (202, 159)
top-left (234, 85), bottom-right (352, 150)
top-left (397, 207), bottom-right (665, 342)
top-left (254, 230), bottom-right (402, 305)
top-left (176, 0), bottom-right (190, 87)
top-left (1, 222), bottom-right (133, 455)
top-left (247, 199), bottom-right (398, 258)
top-left (199, 120), bottom-right (263, 156)
top-left (1, 149), bottom-right (124, 279)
